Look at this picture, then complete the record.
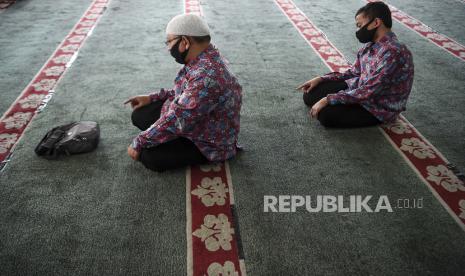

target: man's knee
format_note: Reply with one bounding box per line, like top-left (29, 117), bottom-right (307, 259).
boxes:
top-left (303, 81), bottom-right (348, 107)
top-left (131, 108), bottom-right (147, 130)
top-left (317, 107), bottom-right (337, 128)
top-left (302, 82), bottom-right (327, 107)
top-left (303, 92), bottom-right (314, 107)
top-left (139, 150), bottom-right (167, 172)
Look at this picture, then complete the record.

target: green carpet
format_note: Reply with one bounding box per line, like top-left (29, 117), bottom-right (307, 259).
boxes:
top-left (0, 0), bottom-right (93, 115)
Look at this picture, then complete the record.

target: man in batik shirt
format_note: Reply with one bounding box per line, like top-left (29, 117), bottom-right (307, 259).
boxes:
top-left (125, 14), bottom-right (242, 172)
top-left (298, 1), bottom-right (414, 127)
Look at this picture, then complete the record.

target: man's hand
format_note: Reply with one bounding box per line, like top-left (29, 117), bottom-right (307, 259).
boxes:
top-left (124, 95), bottom-right (151, 110)
top-left (310, 97), bottom-right (328, 118)
top-left (296, 77), bottom-right (322, 93)
top-left (127, 145), bottom-right (140, 161)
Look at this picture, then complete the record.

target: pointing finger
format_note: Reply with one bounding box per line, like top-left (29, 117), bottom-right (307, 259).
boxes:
top-left (124, 98), bottom-right (134, 105)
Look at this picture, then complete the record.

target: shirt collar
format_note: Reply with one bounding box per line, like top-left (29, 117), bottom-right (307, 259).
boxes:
top-left (185, 44), bottom-right (216, 68)
top-left (368, 31), bottom-right (396, 48)
top-left (378, 31), bottom-right (396, 44)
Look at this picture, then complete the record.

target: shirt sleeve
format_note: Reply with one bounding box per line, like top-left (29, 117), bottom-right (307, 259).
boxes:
top-left (148, 88), bottom-right (175, 102)
top-left (320, 52), bottom-right (361, 82)
top-left (131, 74), bottom-right (219, 152)
top-left (326, 48), bottom-right (400, 105)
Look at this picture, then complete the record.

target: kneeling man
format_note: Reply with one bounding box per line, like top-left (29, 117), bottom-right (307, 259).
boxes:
top-left (126, 14), bottom-right (242, 172)
top-left (298, 2), bottom-right (414, 127)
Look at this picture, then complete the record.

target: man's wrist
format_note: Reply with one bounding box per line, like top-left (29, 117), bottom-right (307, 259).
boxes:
top-left (149, 92), bottom-right (159, 102)
top-left (131, 138), bottom-right (142, 152)
top-left (320, 96), bottom-right (329, 107)
top-left (318, 75), bottom-right (327, 82)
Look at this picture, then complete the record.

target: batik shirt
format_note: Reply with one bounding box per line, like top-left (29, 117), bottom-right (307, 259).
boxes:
top-left (131, 44), bottom-right (242, 162)
top-left (321, 32), bottom-right (414, 123)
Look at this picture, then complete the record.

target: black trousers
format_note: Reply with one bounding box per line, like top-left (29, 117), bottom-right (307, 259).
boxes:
top-left (131, 101), bottom-right (208, 172)
top-left (302, 80), bottom-right (381, 128)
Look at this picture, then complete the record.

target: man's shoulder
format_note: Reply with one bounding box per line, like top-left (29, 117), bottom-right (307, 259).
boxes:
top-left (187, 63), bottom-right (224, 89)
top-left (379, 39), bottom-right (412, 60)
top-left (386, 33), bottom-right (412, 54)
top-left (193, 46), bottom-right (238, 83)
top-left (190, 62), bottom-right (221, 79)
top-left (198, 56), bottom-right (232, 78)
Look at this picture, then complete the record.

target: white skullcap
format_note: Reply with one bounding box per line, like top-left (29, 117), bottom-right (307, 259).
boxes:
top-left (166, 14), bottom-right (211, 36)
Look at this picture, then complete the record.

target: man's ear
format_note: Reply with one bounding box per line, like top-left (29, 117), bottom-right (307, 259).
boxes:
top-left (182, 36), bottom-right (190, 50)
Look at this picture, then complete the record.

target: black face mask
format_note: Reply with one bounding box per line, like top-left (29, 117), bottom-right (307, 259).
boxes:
top-left (170, 37), bottom-right (189, 64)
top-left (356, 18), bottom-right (377, 43)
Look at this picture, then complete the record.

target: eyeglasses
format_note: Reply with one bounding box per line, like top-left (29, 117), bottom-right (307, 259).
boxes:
top-left (164, 36), bottom-right (181, 46)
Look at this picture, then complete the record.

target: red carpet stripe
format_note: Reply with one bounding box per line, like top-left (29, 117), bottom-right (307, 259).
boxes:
top-left (274, 0), bottom-right (465, 231)
top-left (0, 0), bottom-right (111, 170)
top-left (184, 0), bottom-right (203, 16)
top-left (184, 1), bottom-right (246, 275)
top-left (187, 164), bottom-right (245, 276)
top-left (366, 0), bottom-right (465, 62)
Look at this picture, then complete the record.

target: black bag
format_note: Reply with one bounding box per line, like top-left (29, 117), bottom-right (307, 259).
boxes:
top-left (35, 121), bottom-right (100, 159)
